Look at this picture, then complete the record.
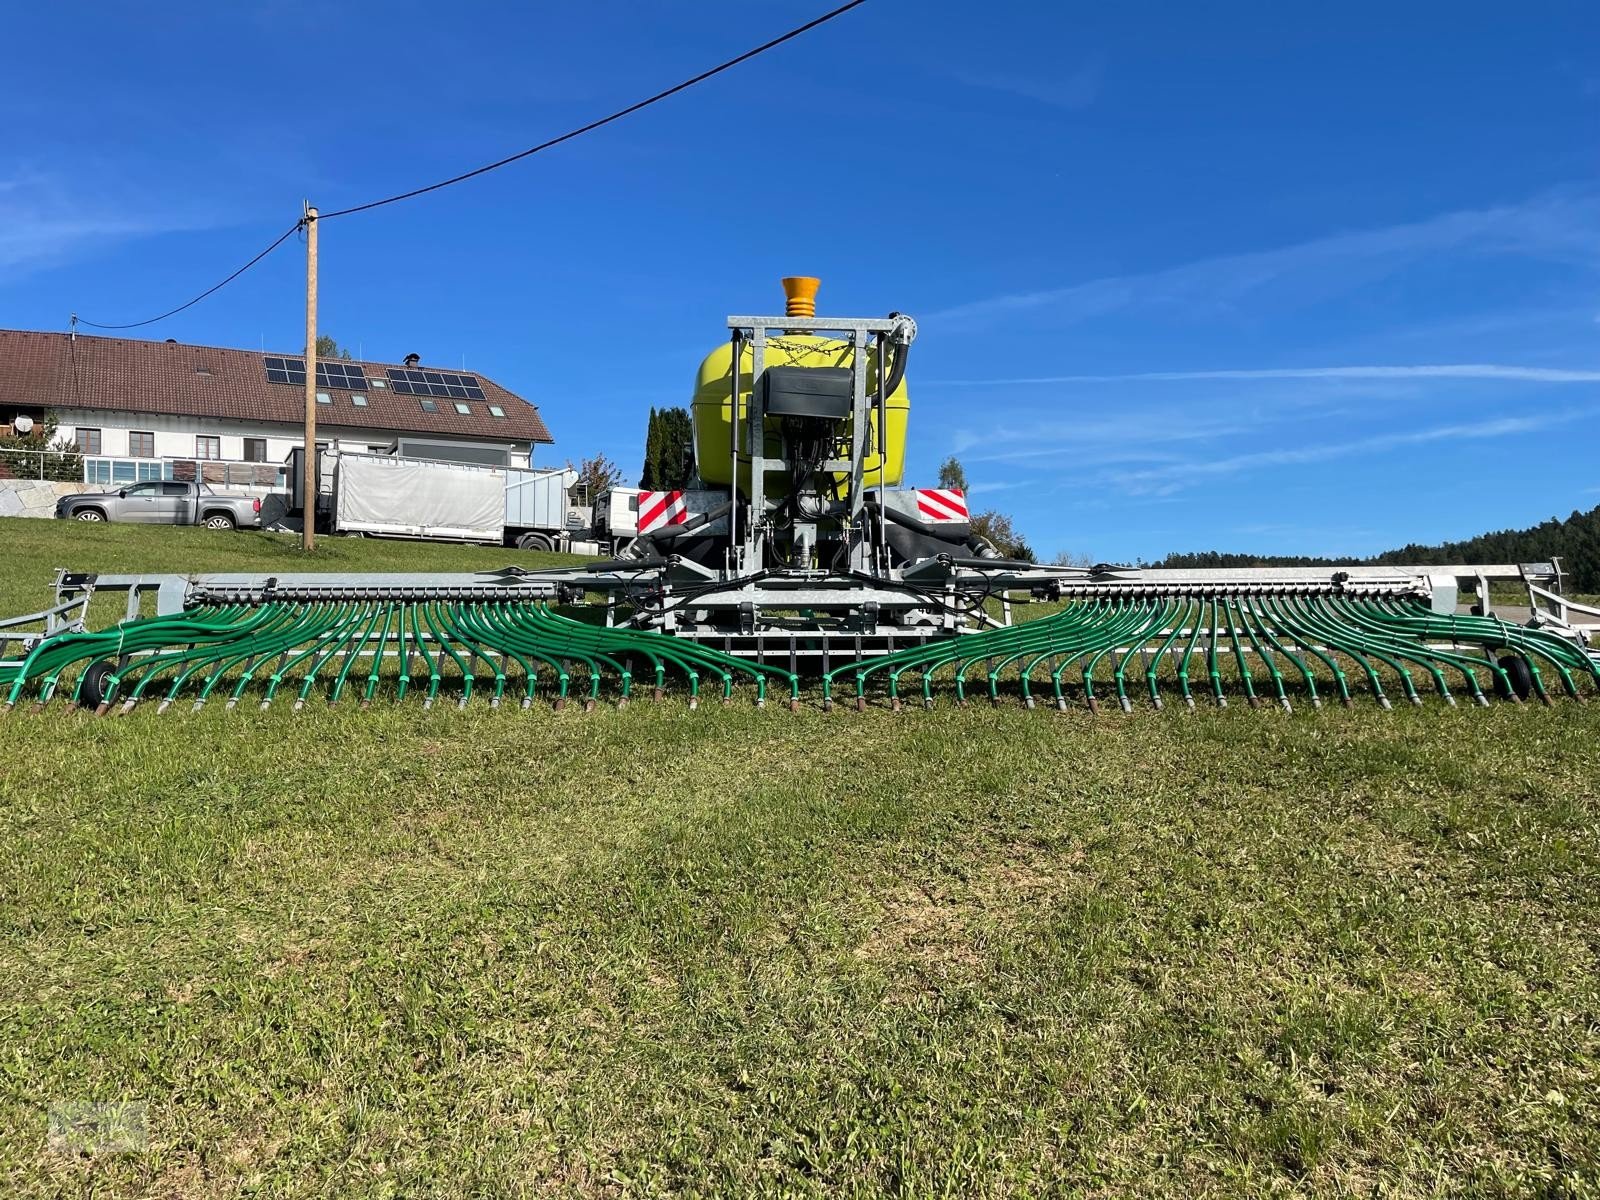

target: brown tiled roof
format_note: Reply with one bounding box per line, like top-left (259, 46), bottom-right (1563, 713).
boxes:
top-left (0, 329), bottom-right (554, 444)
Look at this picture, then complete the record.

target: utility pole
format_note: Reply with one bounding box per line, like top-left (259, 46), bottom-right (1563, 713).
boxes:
top-left (301, 205), bottom-right (318, 552)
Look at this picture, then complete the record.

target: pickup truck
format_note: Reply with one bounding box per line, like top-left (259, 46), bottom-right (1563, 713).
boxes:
top-left (56, 480), bottom-right (262, 530)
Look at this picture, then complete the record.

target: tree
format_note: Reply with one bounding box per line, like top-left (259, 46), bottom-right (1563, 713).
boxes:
top-left (315, 334), bottom-right (353, 361)
top-left (1147, 502), bottom-right (1600, 594)
top-left (639, 408), bottom-right (661, 488)
top-left (970, 509), bottom-right (1036, 563)
top-left (0, 414), bottom-right (82, 482)
top-left (640, 406), bottom-right (694, 490)
top-left (937, 455), bottom-right (967, 492)
top-left (1051, 550), bottom-right (1093, 568)
top-left (657, 407), bottom-right (694, 488)
top-left (568, 453), bottom-right (625, 505)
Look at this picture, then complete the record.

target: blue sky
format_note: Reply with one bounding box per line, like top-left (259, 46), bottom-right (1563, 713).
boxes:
top-left (3, 0), bottom-right (1598, 562)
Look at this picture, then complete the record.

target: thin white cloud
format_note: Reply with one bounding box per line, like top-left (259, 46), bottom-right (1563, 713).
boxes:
top-left (950, 60), bottom-right (1104, 110)
top-left (931, 363), bottom-right (1600, 386)
top-left (966, 479), bottom-right (1030, 494)
top-left (0, 170), bottom-right (212, 274)
top-left (952, 388), bottom-right (1338, 457)
top-left (1111, 410), bottom-right (1596, 496)
top-left (926, 190), bottom-right (1600, 331)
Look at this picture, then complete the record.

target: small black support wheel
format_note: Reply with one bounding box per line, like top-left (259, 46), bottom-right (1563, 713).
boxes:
top-left (1495, 655), bottom-right (1534, 702)
top-left (79, 661), bottom-right (115, 709)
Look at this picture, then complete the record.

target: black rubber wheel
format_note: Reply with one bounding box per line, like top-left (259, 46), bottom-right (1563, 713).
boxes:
top-left (79, 661), bottom-right (114, 708)
top-left (1494, 654), bottom-right (1534, 701)
top-left (517, 532), bottom-right (554, 552)
top-left (202, 512), bottom-right (236, 530)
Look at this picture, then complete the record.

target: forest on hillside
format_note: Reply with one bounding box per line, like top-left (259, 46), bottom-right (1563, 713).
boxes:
top-left (1154, 504), bottom-right (1600, 592)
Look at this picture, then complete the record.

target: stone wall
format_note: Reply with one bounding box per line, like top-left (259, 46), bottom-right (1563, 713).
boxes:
top-left (0, 480), bottom-right (101, 518)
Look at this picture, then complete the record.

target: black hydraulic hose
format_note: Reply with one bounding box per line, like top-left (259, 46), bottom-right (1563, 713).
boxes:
top-left (621, 500), bottom-right (735, 561)
top-left (862, 500), bottom-right (984, 545)
top-left (880, 319), bottom-right (910, 397)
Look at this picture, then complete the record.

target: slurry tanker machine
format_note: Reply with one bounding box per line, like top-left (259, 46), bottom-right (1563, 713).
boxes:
top-left (4, 278), bottom-right (1599, 716)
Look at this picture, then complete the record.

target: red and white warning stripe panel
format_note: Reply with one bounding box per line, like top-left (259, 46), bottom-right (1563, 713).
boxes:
top-left (916, 488), bottom-right (969, 522)
top-left (637, 490), bottom-right (689, 534)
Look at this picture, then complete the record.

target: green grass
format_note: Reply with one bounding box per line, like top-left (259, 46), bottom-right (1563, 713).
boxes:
top-left (0, 517), bottom-right (582, 625)
top-left (2, 519), bottom-right (1599, 1197)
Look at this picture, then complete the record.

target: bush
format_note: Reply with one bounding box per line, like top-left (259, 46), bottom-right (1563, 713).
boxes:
top-left (0, 417), bottom-right (82, 482)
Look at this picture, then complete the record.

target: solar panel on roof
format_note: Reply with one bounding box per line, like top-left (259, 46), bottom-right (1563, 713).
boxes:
top-left (263, 356), bottom-right (307, 386)
top-left (317, 362), bottom-right (368, 390)
top-left (385, 367), bottom-right (485, 401)
top-left (263, 356), bottom-right (368, 390)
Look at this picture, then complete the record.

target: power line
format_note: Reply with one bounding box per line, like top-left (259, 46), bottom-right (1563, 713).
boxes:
top-left (319, 0), bottom-right (868, 219)
top-left (71, 0), bottom-right (869, 331)
top-left (74, 221), bottom-right (304, 331)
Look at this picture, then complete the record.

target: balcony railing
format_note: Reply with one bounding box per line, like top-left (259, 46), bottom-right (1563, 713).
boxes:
top-left (0, 445), bottom-right (82, 482)
top-left (0, 446), bottom-right (284, 488)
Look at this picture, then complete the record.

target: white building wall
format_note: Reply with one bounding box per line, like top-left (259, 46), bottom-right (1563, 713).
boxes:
top-left (51, 409), bottom-right (533, 466)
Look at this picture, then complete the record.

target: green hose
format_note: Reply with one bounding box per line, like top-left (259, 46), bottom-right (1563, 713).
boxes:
top-left (6, 587), bottom-right (1593, 714)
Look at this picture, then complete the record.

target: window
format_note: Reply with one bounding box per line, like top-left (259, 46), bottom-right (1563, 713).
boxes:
top-left (163, 482), bottom-right (192, 496)
top-left (316, 391), bottom-right (331, 405)
top-left (125, 481), bottom-right (163, 496)
top-left (195, 435), bottom-right (221, 460)
top-left (74, 428), bottom-right (102, 455)
top-left (243, 438), bottom-right (267, 462)
top-left (453, 402), bottom-right (471, 415)
top-left (419, 399), bottom-right (438, 413)
top-left (83, 459), bottom-right (169, 485)
top-left (351, 393), bottom-right (368, 407)
top-left (488, 405), bottom-right (506, 418)
top-left (129, 431), bottom-right (155, 457)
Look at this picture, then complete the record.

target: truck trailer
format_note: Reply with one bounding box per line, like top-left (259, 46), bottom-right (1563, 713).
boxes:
top-left (286, 448), bottom-right (609, 550)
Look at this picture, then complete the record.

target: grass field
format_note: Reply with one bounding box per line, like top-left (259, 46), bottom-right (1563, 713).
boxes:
top-left (2, 518), bottom-right (1598, 1197)
top-left (0, 518), bottom-right (582, 624)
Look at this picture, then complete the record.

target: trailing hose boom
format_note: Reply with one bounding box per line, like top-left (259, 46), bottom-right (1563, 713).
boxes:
top-left (2, 279), bottom-right (1597, 715)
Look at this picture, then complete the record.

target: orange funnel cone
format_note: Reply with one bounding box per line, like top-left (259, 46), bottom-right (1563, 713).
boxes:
top-left (781, 276), bottom-right (820, 318)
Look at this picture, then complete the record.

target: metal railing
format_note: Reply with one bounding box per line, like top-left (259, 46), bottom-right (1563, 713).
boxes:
top-left (0, 447), bottom-right (284, 488)
top-left (0, 445), bottom-right (83, 482)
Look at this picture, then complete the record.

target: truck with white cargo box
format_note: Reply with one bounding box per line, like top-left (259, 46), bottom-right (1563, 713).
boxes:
top-left (286, 448), bottom-right (603, 550)
top-left (333, 453), bottom-right (506, 542)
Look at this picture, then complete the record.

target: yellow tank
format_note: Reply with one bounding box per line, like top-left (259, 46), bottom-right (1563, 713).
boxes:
top-left (691, 280), bottom-right (910, 495)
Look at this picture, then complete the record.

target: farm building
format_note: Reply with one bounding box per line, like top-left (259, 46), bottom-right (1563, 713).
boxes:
top-left (0, 329), bottom-right (554, 484)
